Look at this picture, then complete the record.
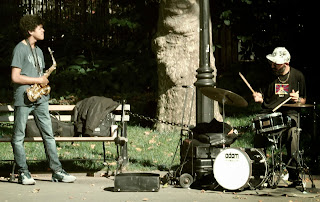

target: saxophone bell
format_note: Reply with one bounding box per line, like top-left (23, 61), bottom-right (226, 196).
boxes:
top-left (26, 84), bottom-right (51, 102)
top-left (41, 85), bottom-right (51, 95)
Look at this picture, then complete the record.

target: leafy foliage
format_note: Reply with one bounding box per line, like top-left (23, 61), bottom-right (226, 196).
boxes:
top-left (211, 0), bottom-right (314, 65)
top-left (211, 0), bottom-right (318, 103)
top-left (0, 0), bottom-right (159, 106)
top-left (0, 0), bottom-right (318, 111)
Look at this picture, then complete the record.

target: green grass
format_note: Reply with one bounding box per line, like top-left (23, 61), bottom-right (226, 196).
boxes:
top-left (0, 115), bottom-right (261, 174)
top-left (3, 114), bottom-right (316, 174)
top-left (225, 115), bottom-right (256, 148)
top-left (0, 124), bottom-right (183, 173)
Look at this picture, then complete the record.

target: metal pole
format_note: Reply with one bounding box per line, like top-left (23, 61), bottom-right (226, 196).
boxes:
top-left (121, 100), bottom-right (128, 165)
top-left (313, 102), bottom-right (318, 167)
top-left (194, 0), bottom-right (215, 124)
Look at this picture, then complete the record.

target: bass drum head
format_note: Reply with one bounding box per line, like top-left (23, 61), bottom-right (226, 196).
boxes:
top-left (213, 148), bottom-right (251, 190)
top-left (245, 148), bottom-right (268, 189)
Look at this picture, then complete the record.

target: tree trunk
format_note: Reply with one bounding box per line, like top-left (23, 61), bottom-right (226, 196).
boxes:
top-left (153, 0), bottom-right (219, 131)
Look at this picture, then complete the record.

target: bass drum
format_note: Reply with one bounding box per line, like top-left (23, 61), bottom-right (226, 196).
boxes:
top-left (213, 148), bottom-right (268, 190)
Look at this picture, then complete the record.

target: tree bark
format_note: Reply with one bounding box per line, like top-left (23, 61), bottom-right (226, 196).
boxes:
top-left (153, 0), bottom-right (218, 131)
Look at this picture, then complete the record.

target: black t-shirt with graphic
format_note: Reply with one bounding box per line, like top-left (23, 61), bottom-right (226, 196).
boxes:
top-left (261, 67), bottom-right (306, 112)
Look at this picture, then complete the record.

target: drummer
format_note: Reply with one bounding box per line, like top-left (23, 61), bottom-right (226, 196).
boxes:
top-left (252, 47), bottom-right (306, 187)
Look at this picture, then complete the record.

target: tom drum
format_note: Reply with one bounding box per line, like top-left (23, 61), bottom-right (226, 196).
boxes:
top-left (253, 112), bottom-right (288, 134)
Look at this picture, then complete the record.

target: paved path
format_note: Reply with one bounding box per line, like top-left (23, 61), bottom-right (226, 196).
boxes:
top-left (1, 172), bottom-right (320, 202)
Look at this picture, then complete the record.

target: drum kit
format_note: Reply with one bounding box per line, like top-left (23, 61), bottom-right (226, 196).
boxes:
top-left (196, 82), bottom-right (316, 191)
top-left (200, 86), bottom-right (269, 190)
top-left (164, 72), bottom-right (316, 191)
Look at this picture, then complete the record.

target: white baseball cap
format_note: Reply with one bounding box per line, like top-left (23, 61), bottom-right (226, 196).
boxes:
top-left (266, 47), bottom-right (291, 64)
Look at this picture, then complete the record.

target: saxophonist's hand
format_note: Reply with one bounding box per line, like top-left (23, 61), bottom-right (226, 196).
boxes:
top-left (39, 76), bottom-right (49, 87)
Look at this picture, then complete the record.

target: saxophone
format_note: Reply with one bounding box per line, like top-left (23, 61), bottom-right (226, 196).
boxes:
top-left (26, 47), bottom-right (57, 102)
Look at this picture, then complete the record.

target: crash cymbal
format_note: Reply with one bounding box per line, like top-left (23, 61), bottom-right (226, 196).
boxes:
top-left (200, 87), bottom-right (248, 107)
top-left (283, 103), bottom-right (315, 108)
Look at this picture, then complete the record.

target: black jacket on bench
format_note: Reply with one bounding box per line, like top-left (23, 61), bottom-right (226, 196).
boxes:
top-left (74, 96), bottom-right (119, 136)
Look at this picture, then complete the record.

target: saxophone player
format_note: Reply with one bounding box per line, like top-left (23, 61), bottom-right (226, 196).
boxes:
top-left (10, 15), bottom-right (76, 185)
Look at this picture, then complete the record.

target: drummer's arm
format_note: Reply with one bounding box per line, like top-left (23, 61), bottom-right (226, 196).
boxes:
top-left (253, 92), bottom-right (263, 103)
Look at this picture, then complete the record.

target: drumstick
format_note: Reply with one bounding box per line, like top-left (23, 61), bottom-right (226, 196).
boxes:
top-left (272, 90), bottom-right (299, 112)
top-left (239, 72), bottom-right (255, 93)
top-left (272, 97), bottom-right (292, 112)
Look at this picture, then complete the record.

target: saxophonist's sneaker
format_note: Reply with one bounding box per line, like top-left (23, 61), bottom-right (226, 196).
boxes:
top-left (52, 170), bottom-right (76, 183)
top-left (18, 172), bottom-right (36, 185)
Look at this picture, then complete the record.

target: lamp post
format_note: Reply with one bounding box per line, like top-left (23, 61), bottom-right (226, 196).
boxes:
top-left (194, 0), bottom-right (215, 124)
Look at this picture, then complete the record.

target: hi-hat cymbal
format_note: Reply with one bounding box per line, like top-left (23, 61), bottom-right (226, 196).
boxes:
top-left (283, 103), bottom-right (315, 108)
top-left (200, 87), bottom-right (248, 107)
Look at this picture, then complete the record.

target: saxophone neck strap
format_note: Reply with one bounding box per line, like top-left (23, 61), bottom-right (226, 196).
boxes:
top-left (26, 38), bottom-right (42, 76)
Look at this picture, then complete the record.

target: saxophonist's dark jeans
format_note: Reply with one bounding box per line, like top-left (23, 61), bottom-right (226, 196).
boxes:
top-left (11, 102), bottom-right (62, 174)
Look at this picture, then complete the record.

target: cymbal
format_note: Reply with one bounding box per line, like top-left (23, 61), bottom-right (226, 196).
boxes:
top-left (200, 87), bottom-right (248, 107)
top-left (283, 103), bottom-right (315, 108)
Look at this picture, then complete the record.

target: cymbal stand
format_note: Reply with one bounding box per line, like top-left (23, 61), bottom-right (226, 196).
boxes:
top-left (286, 110), bottom-right (315, 192)
top-left (265, 130), bottom-right (288, 188)
top-left (221, 97), bottom-right (226, 148)
top-left (164, 86), bottom-right (195, 185)
top-left (266, 133), bottom-right (278, 188)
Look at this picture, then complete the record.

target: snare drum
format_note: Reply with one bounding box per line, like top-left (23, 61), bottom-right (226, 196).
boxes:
top-left (213, 148), bottom-right (268, 190)
top-left (253, 112), bottom-right (287, 134)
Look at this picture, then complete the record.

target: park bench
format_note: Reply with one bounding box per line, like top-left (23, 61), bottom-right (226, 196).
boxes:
top-left (0, 101), bottom-right (130, 177)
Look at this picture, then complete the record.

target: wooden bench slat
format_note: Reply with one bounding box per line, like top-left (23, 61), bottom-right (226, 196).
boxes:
top-left (51, 114), bottom-right (129, 122)
top-left (0, 115), bottom-right (71, 122)
top-left (0, 103), bottom-right (130, 166)
top-left (0, 114), bottom-right (129, 122)
top-left (0, 136), bottom-right (128, 142)
top-left (0, 105), bottom-right (14, 112)
top-left (0, 116), bottom-right (14, 122)
top-left (117, 104), bottom-right (130, 111)
top-left (49, 105), bottom-right (75, 111)
top-left (0, 104), bottom-right (130, 112)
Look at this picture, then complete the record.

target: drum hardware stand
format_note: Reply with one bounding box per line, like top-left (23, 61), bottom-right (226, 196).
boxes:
top-left (221, 97), bottom-right (226, 148)
top-left (284, 110), bottom-right (315, 192)
top-left (312, 102), bottom-right (318, 170)
top-left (274, 131), bottom-right (291, 188)
top-left (265, 130), bottom-right (289, 188)
top-left (162, 85), bottom-right (196, 188)
top-left (265, 110), bottom-right (315, 192)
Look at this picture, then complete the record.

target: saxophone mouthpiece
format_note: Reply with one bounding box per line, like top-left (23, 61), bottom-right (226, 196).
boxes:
top-left (48, 47), bottom-right (54, 54)
top-left (48, 47), bottom-right (56, 65)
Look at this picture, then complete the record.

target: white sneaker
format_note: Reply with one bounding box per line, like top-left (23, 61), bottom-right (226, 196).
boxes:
top-left (52, 170), bottom-right (76, 183)
top-left (18, 172), bottom-right (36, 185)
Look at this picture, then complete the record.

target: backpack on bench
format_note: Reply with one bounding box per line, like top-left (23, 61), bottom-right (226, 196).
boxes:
top-left (25, 115), bottom-right (74, 137)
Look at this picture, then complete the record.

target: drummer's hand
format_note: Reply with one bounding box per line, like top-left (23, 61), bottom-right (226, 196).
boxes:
top-left (253, 92), bottom-right (263, 103)
top-left (290, 90), bottom-right (300, 103)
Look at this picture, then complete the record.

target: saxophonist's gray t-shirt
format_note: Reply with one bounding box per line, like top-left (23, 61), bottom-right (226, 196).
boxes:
top-left (11, 41), bottom-right (49, 106)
